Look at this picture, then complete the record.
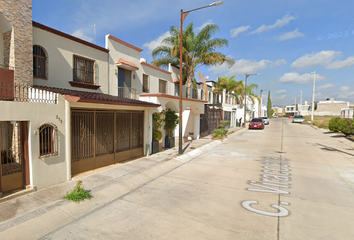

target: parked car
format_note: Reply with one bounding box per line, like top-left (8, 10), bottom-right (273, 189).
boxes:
top-left (273, 115), bottom-right (278, 118)
top-left (249, 118), bottom-right (265, 130)
top-left (292, 115), bottom-right (304, 123)
top-left (261, 117), bottom-right (269, 125)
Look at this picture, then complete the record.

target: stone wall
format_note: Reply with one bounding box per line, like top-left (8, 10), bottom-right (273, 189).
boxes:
top-left (0, 0), bottom-right (33, 85)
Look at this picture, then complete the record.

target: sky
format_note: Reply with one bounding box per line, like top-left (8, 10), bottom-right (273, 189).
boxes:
top-left (32, 0), bottom-right (354, 106)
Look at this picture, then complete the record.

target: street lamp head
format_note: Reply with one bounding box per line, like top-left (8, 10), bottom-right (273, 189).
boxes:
top-left (210, 1), bottom-right (223, 6)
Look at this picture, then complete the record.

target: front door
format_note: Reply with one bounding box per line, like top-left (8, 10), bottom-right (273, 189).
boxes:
top-left (0, 121), bottom-right (25, 194)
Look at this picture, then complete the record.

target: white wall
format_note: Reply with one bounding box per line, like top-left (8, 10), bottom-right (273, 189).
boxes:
top-left (33, 27), bottom-right (109, 94)
top-left (0, 97), bottom-right (67, 189)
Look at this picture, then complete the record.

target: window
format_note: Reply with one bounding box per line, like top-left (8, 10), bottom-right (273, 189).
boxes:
top-left (159, 79), bottom-right (167, 94)
top-left (39, 123), bottom-right (58, 157)
top-left (142, 74), bottom-right (149, 93)
top-left (73, 55), bottom-right (94, 84)
top-left (33, 45), bottom-right (47, 79)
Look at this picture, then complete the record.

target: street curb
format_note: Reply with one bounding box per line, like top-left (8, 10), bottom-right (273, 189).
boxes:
top-left (174, 127), bottom-right (247, 163)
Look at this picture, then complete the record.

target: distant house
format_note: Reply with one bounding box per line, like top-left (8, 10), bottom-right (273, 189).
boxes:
top-left (316, 98), bottom-right (349, 116)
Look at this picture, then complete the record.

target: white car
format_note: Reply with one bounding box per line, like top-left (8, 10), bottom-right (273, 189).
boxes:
top-left (261, 117), bottom-right (269, 125)
top-left (292, 115), bottom-right (304, 123)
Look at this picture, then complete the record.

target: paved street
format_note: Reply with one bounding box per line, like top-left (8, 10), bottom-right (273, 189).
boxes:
top-left (1, 118), bottom-right (354, 239)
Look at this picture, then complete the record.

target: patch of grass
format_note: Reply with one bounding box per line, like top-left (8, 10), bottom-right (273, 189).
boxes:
top-left (63, 180), bottom-right (91, 203)
top-left (303, 116), bottom-right (332, 129)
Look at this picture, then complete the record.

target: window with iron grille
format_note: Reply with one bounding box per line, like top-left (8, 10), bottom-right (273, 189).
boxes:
top-left (143, 74), bottom-right (149, 93)
top-left (33, 45), bottom-right (47, 79)
top-left (73, 55), bottom-right (94, 84)
top-left (39, 123), bottom-right (58, 157)
top-left (159, 79), bottom-right (167, 94)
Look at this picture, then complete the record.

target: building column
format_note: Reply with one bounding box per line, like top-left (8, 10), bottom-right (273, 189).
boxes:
top-left (65, 101), bottom-right (71, 180)
top-left (194, 113), bottom-right (200, 139)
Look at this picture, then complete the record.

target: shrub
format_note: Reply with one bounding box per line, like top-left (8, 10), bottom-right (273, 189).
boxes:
top-left (212, 121), bottom-right (229, 140)
top-left (338, 118), bottom-right (354, 136)
top-left (63, 180), bottom-right (91, 203)
top-left (163, 108), bottom-right (179, 137)
top-left (152, 112), bottom-right (163, 141)
top-left (328, 117), bottom-right (341, 132)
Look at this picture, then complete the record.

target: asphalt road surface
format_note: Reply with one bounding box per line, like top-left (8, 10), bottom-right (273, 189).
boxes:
top-left (2, 118), bottom-right (354, 239)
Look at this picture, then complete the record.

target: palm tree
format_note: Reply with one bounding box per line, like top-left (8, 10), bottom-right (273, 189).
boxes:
top-left (151, 22), bottom-right (234, 98)
top-left (233, 81), bottom-right (259, 106)
top-left (214, 75), bottom-right (242, 103)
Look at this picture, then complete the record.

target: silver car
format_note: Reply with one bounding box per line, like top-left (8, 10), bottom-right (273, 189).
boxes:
top-left (261, 117), bottom-right (269, 125)
top-left (292, 115), bottom-right (304, 123)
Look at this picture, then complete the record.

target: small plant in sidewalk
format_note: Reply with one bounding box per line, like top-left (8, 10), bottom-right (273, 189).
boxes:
top-left (63, 180), bottom-right (91, 203)
top-left (212, 120), bottom-right (229, 140)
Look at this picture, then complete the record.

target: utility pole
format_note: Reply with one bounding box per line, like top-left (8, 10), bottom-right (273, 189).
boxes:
top-left (311, 71), bottom-right (316, 122)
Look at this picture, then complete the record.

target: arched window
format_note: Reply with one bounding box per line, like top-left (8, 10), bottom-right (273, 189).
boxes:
top-left (33, 45), bottom-right (47, 79)
top-left (39, 123), bottom-right (58, 157)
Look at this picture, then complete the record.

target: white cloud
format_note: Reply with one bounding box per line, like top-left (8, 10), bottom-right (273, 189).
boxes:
top-left (196, 20), bottom-right (214, 32)
top-left (274, 59), bottom-right (287, 66)
top-left (276, 89), bottom-right (287, 94)
top-left (230, 26), bottom-right (250, 38)
top-left (72, 30), bottom-right (93, 42)
top-left (326, 56), bottom-right (354, 69)
top-left (143, 31), bottom-right (170, 53)
top-left (209, 59), bottom-right (274, 75)
top-left (291, 50), bottom-right (341, 70)
top-left (277, 28), bottom-right (305, 41)
top-left (279, 72), bottom-right (326, 84)
top-left (209, 58), bottom-right (286, 75)
top-left (252, 13), bottom-right (296, 34)
top-left (291, 51), bottom-right (354, 70)
top-left (340, 86), bottom-right (350, 91)
top-left (317, 84), bottom-right (334, 91)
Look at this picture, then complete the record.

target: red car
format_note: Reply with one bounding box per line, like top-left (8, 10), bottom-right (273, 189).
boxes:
top-left (248, 118), bottom-right (265, 130)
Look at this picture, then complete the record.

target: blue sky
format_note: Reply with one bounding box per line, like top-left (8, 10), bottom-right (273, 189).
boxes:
top-left (33, 0), bottom-right (354, 106)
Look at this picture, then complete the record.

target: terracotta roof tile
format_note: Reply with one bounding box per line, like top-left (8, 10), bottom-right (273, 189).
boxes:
top-left (116, 58), bottom-right (139, 70)
top-left (34, 85), bottom-right (160, 107)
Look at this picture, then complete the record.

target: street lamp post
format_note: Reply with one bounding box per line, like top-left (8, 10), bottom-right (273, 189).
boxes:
top-left (179, 1), bottom-right (223, 154)
top-left (243, 73), bottom-right (260, 128)
top-left (311, 71), bottom-right (316, 122)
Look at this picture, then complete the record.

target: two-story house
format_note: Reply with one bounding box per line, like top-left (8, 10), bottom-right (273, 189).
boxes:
top-left (0, 0), bottom-right (209, 197)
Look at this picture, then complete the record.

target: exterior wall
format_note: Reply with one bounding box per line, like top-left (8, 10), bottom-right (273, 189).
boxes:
top-left (0, 0), bottom-right (32, 84)
top-left (33, 27), bottom-right (108, 93)
top-left (0, 97), bottom-right (66, 189)
top-left (106, 35), bottom-right (174, 98)
top-left (316, 101), bottom-right (349, 116)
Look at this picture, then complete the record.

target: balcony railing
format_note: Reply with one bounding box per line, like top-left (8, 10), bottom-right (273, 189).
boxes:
top-left (117, 87), bottom-right (137, 100)
top-left (0, 82), bottom-right (58, 104)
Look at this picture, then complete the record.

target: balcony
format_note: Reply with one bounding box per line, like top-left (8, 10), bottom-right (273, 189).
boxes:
top-left (117, 87), bottom-right (137, 100)
top-left (0, 82), bottom-right (58, 104)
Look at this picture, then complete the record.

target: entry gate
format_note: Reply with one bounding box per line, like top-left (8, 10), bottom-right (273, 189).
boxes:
top-left (71, 110), bottom-right (144, 175)
top-left (0, 122), bottom-right (24, 193)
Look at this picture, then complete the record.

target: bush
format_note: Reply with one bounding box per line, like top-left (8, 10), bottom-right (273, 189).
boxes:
top-left (212, 121), bottom-right (229, 140)
top-left (63, 181), bottom-right (91, 203)
top-left (338, 118), bottom-right (354, 136)
top-left (329, 117), bottom-right (341, 132)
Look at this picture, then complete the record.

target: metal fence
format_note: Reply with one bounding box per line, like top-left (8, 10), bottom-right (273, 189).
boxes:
top-left (0, 82), bottom-right (58, 104)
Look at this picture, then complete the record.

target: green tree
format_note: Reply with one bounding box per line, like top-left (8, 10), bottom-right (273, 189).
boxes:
top-left (232, 81), bottom-right (259, 105)
top-left (214, 75), bottom-right (243, 103)
top-left (267, 90), bottom-right (272, 118)
top-left (151, 22), bottom-right (234, 98)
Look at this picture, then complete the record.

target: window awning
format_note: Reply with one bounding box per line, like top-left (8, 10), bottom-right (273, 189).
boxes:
top-left (116, 58), bottom-right (139, 71)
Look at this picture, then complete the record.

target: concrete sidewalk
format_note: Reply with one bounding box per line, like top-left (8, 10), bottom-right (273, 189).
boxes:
top-left (0, 126), bottom-right (246, 233)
